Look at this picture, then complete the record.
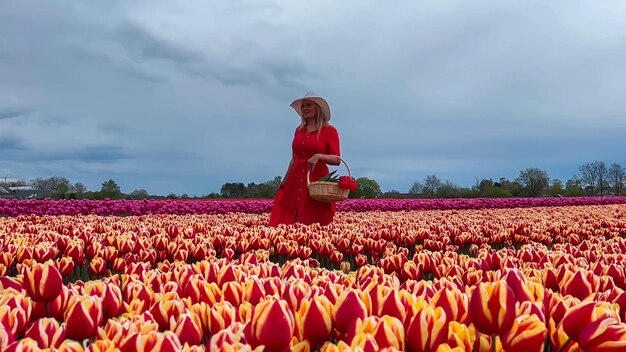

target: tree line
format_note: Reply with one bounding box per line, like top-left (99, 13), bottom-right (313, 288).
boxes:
top-left (1, 160), bottom-right (624, 200)
top-left (405, 161), bottom-right (626, 199)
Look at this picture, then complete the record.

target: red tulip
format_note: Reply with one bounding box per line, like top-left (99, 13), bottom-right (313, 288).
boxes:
top-left (406, 305), bottom-right (448, 352)
top-left (184, 278), bottom-right (222, 306)
top-left (469, 281), bottom-right (516, 336)
top-left (64, 295), bottom-right (104, 340)
top-left (82, 281), bottom-right (122, 320)
top-left (149, 292), bottom-right (185, 331)
top-left (88, 256), bottom-right (107, 277)
top-left (55, 257), bottom-right (75, 277)
top-left (222, 281), bottom-right (244, 307)
top-left (21, 261), bottom-right (63, 302)
top-left (209, 301), bottom-right (237, 334)
top-left (64, 240), bottom-right (85, 265)
top-left (561, 301), bottom-right (619, 344)
top-left (3, 338), bottom-right (41, 352)
top-left (245, 298), bottom-right (295, 352)
top-left (559, 270), bottom-right (598, 300)
top-left (431, 287), bottom-right (469, 325)
top-left (24, 317), bottom-right (66, 349)
top-left (578, 320), bottom-right (626, 351)
top-left (243, 277), bottom-right (266, 306)
top-left (134, 330), bottom-right (183, 352)
top-left (170, 312), bottom-right (203, 346)
top-left (445, 322), bottom-right (472, 351)
top-left (501, 313), bottom-right (547, 352)
top-left (297, 295), bottom-right (333, 349)
top-left (333, 290), bottom-right (370, 336)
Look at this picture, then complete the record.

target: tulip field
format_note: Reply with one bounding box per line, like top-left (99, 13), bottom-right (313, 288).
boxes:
top-left (3, 198), bottom-right (626, 351)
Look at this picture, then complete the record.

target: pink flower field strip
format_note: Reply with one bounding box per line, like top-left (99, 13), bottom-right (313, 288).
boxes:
top-left (2, 196), bottom-right (626, 217)
top-left (2, 205), bottom-right (626, 350)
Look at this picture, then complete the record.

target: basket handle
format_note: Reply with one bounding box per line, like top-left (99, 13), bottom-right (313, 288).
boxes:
top-left (307, 157), bottom-right (352, 187)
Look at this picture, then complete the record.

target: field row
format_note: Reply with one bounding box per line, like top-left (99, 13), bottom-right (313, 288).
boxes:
top-left (2, 204), bottom-right (626, 351)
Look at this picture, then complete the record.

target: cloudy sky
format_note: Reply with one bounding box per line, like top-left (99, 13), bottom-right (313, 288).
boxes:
top-left (2, 1), bottom-right (626, 196)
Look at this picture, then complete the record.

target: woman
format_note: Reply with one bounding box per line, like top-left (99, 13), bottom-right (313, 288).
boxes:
top-left (269, 92), bottom-right (341, 226)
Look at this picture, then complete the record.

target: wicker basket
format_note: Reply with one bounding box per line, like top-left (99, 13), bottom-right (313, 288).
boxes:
top-left (307, 158), bottom-right (352, 203)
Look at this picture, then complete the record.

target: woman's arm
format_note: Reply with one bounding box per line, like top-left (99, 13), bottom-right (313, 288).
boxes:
top-left (307, 153), bottom-right (340, 169)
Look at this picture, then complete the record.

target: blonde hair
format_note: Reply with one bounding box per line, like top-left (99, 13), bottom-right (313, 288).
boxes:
top-left (298, 102), bottom-right (326, 138)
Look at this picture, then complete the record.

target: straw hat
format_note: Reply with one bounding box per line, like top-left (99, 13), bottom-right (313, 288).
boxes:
top-left (290, 92), bottom-right (331, 121)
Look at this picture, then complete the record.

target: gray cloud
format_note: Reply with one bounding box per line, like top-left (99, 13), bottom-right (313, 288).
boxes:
top-left (1, 1), bottom-right (625, 195)
top-left (0, 136), bottom-right (27, 151)
top-left (0, 107), bottom-right (32, 120)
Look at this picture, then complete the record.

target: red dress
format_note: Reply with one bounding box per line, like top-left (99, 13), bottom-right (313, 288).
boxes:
top-left (269, 125), bottom-right (341, 226)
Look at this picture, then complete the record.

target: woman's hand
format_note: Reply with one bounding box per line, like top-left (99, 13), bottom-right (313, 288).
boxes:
top-left (307, 154), bottom-right (321, 170)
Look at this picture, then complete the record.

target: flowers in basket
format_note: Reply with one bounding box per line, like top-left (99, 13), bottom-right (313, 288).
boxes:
top-left (318, 171), bottom-right (358, 192)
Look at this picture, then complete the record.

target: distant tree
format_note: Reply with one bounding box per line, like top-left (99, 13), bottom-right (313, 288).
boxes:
top-left (579, 161), bottom-right (608, 195)
top-left (100, 179), bottom-right (122, 199)
top-left (423, 175), bottom-right (442, 198)
top-left (180, 193), bottom-right (190, 199)
top-left (349, 177), bottom-right (382, 198)
top-left (497, 177), bottom-right (523, 196)
top-left (408, 181), bottom-right (424, 196)
top-left (564, 178), bottom-right (584, 196)
top-left (53, 182), bottom-right (70, 199)
top-left (220, 182), bottom-right (246, 198)
top-left (31, 176), bottom-right (71, 198)
top-left (608, 163), bottom-right (626, 195)
top-left (515, 168), bottom-right (550, 197)
top-left (129, 189), bottom-right (149, 199)
top-left (166, 193), bottom-right (178, 199)
top-left (383, 190), bottom-right (403, 198)
top-left (436, 181), bottom-right (461, 198)
top-left (548, 179), bottom-right (565, 197)
top-left (476, 179), bottom-right (494, 194)
top-left (71, 182), bottom-right (88, 195)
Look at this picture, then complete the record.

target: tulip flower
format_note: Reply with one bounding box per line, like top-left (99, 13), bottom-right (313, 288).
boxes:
top-left (297, 295), bottom-right (333, 349)
top-left (3, 338), bottom-right (41, 352)
top-left (445, 321), bottom-right (473, 351)
top-left (406, 305), bottom-right (448, 352)
top-left (89, 256), bottom-right (108, 277)
top-left (55, 257), bottom-right (75, 278)
top-left (222, 281), bottom-right (245, 307)
top-left (24, 317), bottom-right (66, 349)
top-left (149, 292), bottom-right (186, 331)
top-left (333, 290), bottom-right (370, 336)
top-left (243, 277), bottom-right (266, 306)
top-left (350, 332), bottom-right (380, 352)
top-left (469, 281), bottom-right (516, 338)
top-left (500, 313), bottom-right (547, 352)
top-left (88, 339), bottom-right (119, 352)
top-left (245, 298), bottom-right (295, 352)
top-left (209, 301), bottom-right (237, 334)
top-left (577, 320), bottom-right (626, 351)
top-left (430, 287), bottom-right (469, 325)
top-left (558, 300), bottom-right (621, 351)
top-left (184, 278), bottom-right (222, 306)
top-left (378, 288), bottom-right (407, 323)
top-left (282, 281), bottom-right (313, 312)
top-left (170, 312), bottom-right (204, 346)
top-left (64, 295), bottom-right (104, 340)
top-left (82, 281), bottom-right (123, 320)
top-left (134, 330), bottom-right (183, 352)
top-left (64, 240), bottom-right (86, 265)
top-left (21, 261), bottom-right (63, 302)
top-left (0, 305), bottom-right (29, 341)
top-left (371, 315), bottom-right (405, 351)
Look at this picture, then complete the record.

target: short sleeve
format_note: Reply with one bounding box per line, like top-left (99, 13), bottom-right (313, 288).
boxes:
top-left (325, 126), bottom-right (340, 156)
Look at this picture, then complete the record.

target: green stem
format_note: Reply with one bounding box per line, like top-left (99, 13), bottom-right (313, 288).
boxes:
top-left (492, 335), bottom-right (497, 352)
